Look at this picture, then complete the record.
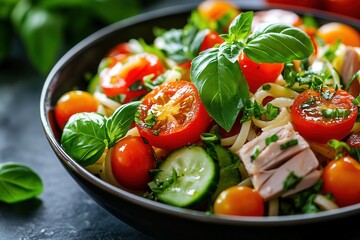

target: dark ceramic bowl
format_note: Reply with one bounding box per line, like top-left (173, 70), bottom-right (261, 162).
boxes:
top-left (40, 2), bottom-right (360, 240)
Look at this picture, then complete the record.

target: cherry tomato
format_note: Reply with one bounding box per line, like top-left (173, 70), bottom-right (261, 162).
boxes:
top-left (111, 136), bottom-right (156, 190)
top-left (213, 186), bottom-right (264, 216)
top-left (317, 22), bottom-right (360, 47)
top-left (54, 90), bottom-right (98, 129)
top-left (199, 30), bottom-right (225, 52)
top-left (252, 9), bottom-right (302, 30)
top-left (347, 131), bottom-right (360, 148)
top-left (265, 0), bottom-right (321, 9)
top-left (136, 81), bottom-right (212, 150)
top-left (100, 53), bottom-right (166, 103)
top-left (238, 52), bottom-right (284, 93)
top-left (197, 0), bottom-right (240, 31)
top-left (106, 42), bottom-right (132, 57)
top-left (291, 88), bottom-right (357, 143)
top-left (322, 155), bottom-right (360, 207)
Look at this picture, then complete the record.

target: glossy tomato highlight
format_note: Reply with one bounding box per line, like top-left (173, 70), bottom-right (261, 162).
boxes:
top-left (135, 81), bottom-right (212, 150)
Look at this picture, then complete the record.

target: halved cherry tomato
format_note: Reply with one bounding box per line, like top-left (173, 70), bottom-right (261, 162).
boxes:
top-left (317, 22), bottom-right (360, 47)
top-left (111, 136), bottom-right (156, 190)
top-left (322, 155), bottom-right (360, 207)
top-left (135, 81), bottom-right (212, 150)
top-left (100, 53), bottom-right (166, 103)
top-left (291, 88), bottom-right (357, 143)
top-left (54, 90), bottom-right (98, 129)
top-left (252, 9), bottom-right (302, 30)
top-left (199, 30), bottom-right (225, 52)
top-left (238, 52), bottom-right (284, 93)
top-left (213, 186), bottom-right (264, 216)
top-left (198, 0), bottom-right (239, 22)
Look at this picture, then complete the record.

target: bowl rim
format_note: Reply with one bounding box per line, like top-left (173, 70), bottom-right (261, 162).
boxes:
top-left (40, 1), bottom-right (360, 227)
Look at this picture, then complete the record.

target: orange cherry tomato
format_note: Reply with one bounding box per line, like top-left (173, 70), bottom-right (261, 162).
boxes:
top-left (197, 0), bottom-right (240, 30)
top-left (111, 136), bottom-right (156, 190)
top-left (199, 30), bottom-right (225, 52)
top-left (317, 22), bottom-right (360, 47)
top-left (322, 155), bottom-right (360, 207)
top-left (291, 88), bottom-right (357, 143)
top-left (99, 53), bottom-right (166, 103)
top-left (54, 90), bottom-right (98, 130)
top-left (213, 186), bottom-right (264, 217)
top-left (238, 52), bottom-right (284, 93)
top-left (135, 81), bottom-right (212, 150)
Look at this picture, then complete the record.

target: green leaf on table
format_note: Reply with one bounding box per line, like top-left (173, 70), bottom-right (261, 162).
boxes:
top-left (244, 23), bottom-right (314, 63)
top-left (19, 7), bottom-right (64, 74)
top-left (0, 162), bottom-right (43, 204)
top-left (106, 101), bottom-right (140, 147)
top-left (191, 47), bottom-right (249, 132)
top-left (61, 112), bottom-right (108, 167)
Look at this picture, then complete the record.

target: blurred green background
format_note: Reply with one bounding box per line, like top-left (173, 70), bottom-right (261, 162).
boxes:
top-left (0, 0), bottom-right (162, 75)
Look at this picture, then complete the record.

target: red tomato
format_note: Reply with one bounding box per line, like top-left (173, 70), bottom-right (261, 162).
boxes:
top-left (238, 52), bottom-right (284, 93)
top-left (322, 155), bottom-right (360, 207)
top-left (111, 136), bottom-right (156, 190)
top-left (135, 81), bottom-right (212, 150)
top-left (199, 30), bottom-right (225, 52)
top-left (106, 42), bottom-right (132, 57)
top-left (317, 22), bottom-right (360, 47)
top-left (100, 53), bottom-right (166, 103)
top-left (347, 131), bottom-right (360, 148)
top-left (213, 186), bottom-right (264, 216)
top-left (265, 0), bottom-right (321, 9)
top-left (323, 0), bottom-right (360, 20)
top-left (291, 88), bottom-right (357, 143)
top-left (252, 9), bottom-right (302, 30)
top-left (54, 90), bottom-right (98, 129)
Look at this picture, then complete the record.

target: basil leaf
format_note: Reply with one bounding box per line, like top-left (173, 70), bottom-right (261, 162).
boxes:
top-left (191, 47), bottom-right (249, 131)
top-left (244, 23), bottom-right (314, 63)
top-left (228, 11), bottom-right (253, 42)
top-left (218, 42), bottom-right (243, 63)
top-left (0, 162), bottom-right (43, 204)
top-left (106, 101), bottom-right (140, 147)
top-left (61, 113), bottom-right (108, 167)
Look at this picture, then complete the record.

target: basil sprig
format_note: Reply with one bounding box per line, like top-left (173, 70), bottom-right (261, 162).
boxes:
top-left (0, 162), bottom-right (43, 204)
top-left (191, 11), bottom-right (314, 131)
top-left (61, 101), bottom-right (140, 167)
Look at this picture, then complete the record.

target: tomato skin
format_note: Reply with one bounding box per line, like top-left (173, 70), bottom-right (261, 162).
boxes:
top-left (54, 90), bottom-right (98, 129)
top-left (291, 89), bottom-right (357, 143)
top-left (323, 0), bottom-right (360, 20)
top-left (199, 30), bottom-right (224, 52)
top-left (239, 52), bottom-right (284, 93)
top-left (136, 81), bottom-right (212, 150)
top-left (111, 136), bottom-right (156, 190)
top-left (198, 0), bottom-right (240, 22)
top-left (322, 156), bottom-right (360, 207)
top-left (213, 186), bottom-right (264, 216)
top-left (106, 42), bottom-right (132, 57)
top-left (317, 22), bottom-right (360, 47)
top-left (100, 53), bottom-right (166, 103)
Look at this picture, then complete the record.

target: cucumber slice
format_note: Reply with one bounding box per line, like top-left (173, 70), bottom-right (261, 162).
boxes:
top-left (151, 146), bottom-right (218, 208)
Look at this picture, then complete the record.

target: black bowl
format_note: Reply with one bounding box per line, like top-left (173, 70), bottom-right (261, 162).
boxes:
top-left (40, 2), bottom-right (360, 240)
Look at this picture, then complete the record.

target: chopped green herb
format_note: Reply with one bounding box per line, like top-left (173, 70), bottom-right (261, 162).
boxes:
top-left (265, 103), bottom-right (279, 121)
top-left (262, 84), bottom-right (271, 90)
top-left (283, 171), bottom-right (303, 192)
top-left (320, 89), bottom-right (335, 100)
top-left (300, 96), bottom-right (316, 109)
top-left (321, 108), bottom-right (350, 118)
top-left (265, 134), bottom-right (279, 146)
top-left (280, 139), bottom-right (298, 150)
top-left (144, 112), bottom-right (157, 128)
top-left (250, 146), bottom-right (261, 161)
top-left (354, 95), bottom-right (360, 105)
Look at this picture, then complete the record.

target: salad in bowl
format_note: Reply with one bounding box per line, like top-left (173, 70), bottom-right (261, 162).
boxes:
top-left (51, 0), bottom-right (360, 218)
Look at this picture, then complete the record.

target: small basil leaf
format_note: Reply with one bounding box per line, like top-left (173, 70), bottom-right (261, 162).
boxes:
top-left (191, 47), bottom-right (249, 131)
top-left (106, 101), bottom-right (140, 147)
top-left (228, 11), bottom-right (253, 42)
top-left (218, 42), bottom-right (243, 63)
top-left (61, 113), bottom-right (108, 167)
top-left (0, 162), bottom-right (43, 204)
top-left (244, 23), bottom-right (314, 63)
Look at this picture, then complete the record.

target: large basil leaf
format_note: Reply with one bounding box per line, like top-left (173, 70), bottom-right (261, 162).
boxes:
top-left (0, 162), bottom-right (43, 203)
top-left (228, 11), bottom-right (253, 42)
top-left (191, 47), bottom-right (249, 131)
top-left (106, 101), bottom-right (140, 147)
top-left (61, 113), bottom-right (108, 167)
top-left (244, 23), bottom-right (314, 63)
